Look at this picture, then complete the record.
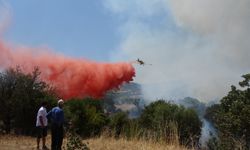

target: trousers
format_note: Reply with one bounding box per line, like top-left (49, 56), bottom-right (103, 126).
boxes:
top-left (51, 123), bottom-right (63, 150)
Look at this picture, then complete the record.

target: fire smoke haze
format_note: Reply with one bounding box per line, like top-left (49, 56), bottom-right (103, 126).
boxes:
top-left (104, 0), bottom-right (250, 101)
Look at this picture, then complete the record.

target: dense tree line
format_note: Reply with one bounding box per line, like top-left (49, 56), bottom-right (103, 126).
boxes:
top-left (0, 67), bottom-right (56, 135)
top-left (64, 99), bottom-right (201, 147)
top-left (139, 100), bottom-right (201, 145)
top-left (0, 67), bottom-right (202, 147)
top-left (205, 74), bottom-right (250, 149)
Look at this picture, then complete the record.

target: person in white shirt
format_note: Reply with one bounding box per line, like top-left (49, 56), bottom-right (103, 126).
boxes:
top-left (36, 101), bottom-right (48, 150)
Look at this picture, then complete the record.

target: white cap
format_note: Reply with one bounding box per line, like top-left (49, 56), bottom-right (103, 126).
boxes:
top-left (58, 99), bottom-right (64, 105)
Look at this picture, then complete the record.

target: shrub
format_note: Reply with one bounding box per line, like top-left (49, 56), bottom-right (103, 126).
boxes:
top-left (66, 131), bottom-right (90, 150)
top-left (0, 67), bottom-right (56, 135)
top-left (108, 112), bottom-right (129, 137)
top-left (139, 100), bottom-right (202, 146)
top-left (205, 74), bottom-right (250, 149)
top-left (64, 98), bottom-right (108, 138)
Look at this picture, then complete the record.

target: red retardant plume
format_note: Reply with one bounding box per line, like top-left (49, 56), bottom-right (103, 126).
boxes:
top-left (0, 40), bottom-right (135, 99)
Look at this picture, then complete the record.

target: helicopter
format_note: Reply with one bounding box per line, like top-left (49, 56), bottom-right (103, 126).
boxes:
top-left (136, 58), bottom-right (152, 66)
top-left (137, 58), bottom-right (145, 65)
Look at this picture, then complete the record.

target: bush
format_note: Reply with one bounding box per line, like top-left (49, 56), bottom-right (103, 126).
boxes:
top-left (108, 112), bottom-right (129, 137)
top-left (66, 131), bottom-right (90, 150)
top-left (205, 74), bottom-right (250, 149)
top-left (64, 98), bottom-right (108, 138)
top-left (0, 67), bottom-right (56, 135)
top-left (139, 100), bottom-right (202, 146)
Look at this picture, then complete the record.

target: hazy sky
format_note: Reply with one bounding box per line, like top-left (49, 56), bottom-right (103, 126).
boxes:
top-left (104, 0), bottom-right (250, 101)
top-left (1, 0), bottom-right (250, 101)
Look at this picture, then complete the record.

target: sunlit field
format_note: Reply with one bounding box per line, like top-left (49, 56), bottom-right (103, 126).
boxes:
top-left (0, 134), bottom-right (188, 150)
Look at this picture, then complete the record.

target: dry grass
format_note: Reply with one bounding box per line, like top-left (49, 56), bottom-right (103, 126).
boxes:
top-left (0, 134), bottom-right (38, 150)
top-left (85, 136), bottom-right (188, 150)
top-left (0, 134), bottom-right (189, 150)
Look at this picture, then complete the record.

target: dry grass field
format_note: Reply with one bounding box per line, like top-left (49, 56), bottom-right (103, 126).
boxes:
top-left (0, 134), bottom-right (189, 150)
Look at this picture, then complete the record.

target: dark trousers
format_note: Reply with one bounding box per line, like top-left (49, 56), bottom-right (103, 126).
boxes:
top-left (51, 123), bottom-right (63, 150)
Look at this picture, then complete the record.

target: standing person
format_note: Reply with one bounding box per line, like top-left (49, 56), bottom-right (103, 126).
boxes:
top-left (36, 101), bottom-right (49, 150)
top-left (47, 99), bottom-right (65, 150)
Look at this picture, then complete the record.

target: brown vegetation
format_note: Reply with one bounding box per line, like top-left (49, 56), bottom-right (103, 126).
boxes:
top-left (0, 134), bottom-right (188, 150)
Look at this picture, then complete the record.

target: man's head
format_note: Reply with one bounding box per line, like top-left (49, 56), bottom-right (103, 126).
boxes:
top-left (58, 99), bottom-right (64, 108)
top-left (41, 101), bottom-right (48, 108)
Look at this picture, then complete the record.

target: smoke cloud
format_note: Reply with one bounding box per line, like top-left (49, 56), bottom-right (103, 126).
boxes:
top-left (104, 0), bottom-right (250, 101)
top-left (0, 40), bottom-right (135, 99)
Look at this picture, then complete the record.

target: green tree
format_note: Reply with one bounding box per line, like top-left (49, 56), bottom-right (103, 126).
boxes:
top-left (206, 74), bottom-right (250, 149)
top-left (109, 112), bottom-right (129, 137)
top-left (0, 67), bottom-right (55, 134)
top-left (64, 98), bottom-right (108, 138)
top-left (139, 100), bottom-right (202, 146)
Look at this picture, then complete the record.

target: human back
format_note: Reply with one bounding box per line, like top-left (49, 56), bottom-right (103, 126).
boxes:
top-left (36, 106), bottom-right (48, 127)
top-left (48, 106), bottom-right (64, 125)
top-left (47, 99), bottom-right (65, 150)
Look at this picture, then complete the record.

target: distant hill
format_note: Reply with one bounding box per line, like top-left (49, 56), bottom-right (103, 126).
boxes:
top-left (103, 84), bottom-right (210, 119)
top-left (177, 97), bottom-right (206, 117)
top-left (103, 82), bottom-right (144, 118)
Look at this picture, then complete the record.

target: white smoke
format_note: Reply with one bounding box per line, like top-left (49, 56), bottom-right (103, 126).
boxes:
top-left (105, 0), bottom-right (250, 101)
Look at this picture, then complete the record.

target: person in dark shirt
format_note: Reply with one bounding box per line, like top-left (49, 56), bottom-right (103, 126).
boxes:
top-left (47, 99), bottom-right (64, 150)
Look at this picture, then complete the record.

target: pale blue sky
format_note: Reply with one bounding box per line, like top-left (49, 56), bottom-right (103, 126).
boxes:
top-left (2, 0), bottom-right (122, 61)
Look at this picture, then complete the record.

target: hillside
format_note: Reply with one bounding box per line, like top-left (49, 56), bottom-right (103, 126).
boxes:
top-left (104, 83), bottom-right (209, 118)
top-left (103, 82), bottom-right (144, 118)
top-left (177, 97), bottom-right (206, 117)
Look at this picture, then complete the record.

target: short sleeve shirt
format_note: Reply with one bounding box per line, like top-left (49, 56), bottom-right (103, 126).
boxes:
top-left (36, 106), bottom-right (48, 127)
